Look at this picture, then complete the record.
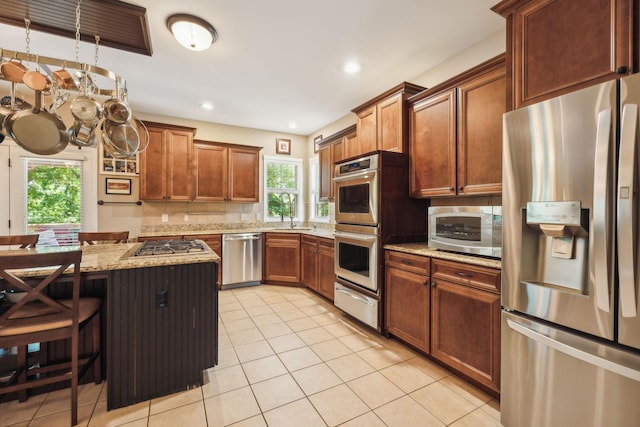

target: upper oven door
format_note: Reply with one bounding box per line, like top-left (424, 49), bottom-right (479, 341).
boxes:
top-left (334, 226), bottom-right (378, 292)
top-left (334, 169), bottom-right (378, 225)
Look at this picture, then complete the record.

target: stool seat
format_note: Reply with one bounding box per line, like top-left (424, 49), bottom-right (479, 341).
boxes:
top-left (0, 297), bottom-right (101, 337)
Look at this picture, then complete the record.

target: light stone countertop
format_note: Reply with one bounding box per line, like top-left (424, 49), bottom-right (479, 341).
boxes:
top-left (2, 243), bottom-right (220, 278)
top-left (384, 242), bottom-right (501, 269)
top-left (140, 227), bottom-right (335, 240)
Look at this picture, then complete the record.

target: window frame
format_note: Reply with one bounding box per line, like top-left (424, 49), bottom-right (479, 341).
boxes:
top-left (263, 155), bottom-right (304, 223)
top-left (9, 145), bottom-right (97, 239)
top-left (308, 156), bottom-right (329, 222)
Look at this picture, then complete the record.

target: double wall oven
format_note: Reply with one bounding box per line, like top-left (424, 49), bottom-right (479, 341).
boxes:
top-left (333, 152), bottom-right (426, 331)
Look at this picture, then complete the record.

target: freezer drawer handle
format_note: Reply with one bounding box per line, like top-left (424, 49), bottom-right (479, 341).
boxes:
top-left (507, 318), bottom-right (640, 381)
top-left (618, 103), bottom-right (639, 318)
top-left (335, 287), bottom-right (375, 306)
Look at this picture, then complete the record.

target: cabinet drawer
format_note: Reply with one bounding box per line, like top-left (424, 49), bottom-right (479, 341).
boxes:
top-left (385, 251), bottom-right (430, 276)
top-left (317, 237), bottom-right (334, 250)
top-left (431, 259), bottom-right (500, 293)
top-left (301, 235), bottom-right (318, 246)
top-left (265, 233), bottom-right (300, 244)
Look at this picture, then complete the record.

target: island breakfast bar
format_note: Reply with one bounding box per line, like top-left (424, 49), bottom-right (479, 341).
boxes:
top-left (0, 242), bottom-right (219, 411)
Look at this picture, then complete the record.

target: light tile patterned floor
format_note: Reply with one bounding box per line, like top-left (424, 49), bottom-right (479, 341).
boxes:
top-left (0, 285), bottom-right (503, 426)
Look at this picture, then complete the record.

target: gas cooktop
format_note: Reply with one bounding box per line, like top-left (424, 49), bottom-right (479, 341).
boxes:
top-left (134, 239), bottom-right (208, 257)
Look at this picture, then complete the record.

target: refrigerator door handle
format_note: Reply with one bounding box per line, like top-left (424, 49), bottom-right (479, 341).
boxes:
top-left (618, 103), bottom-right (639, 318)
top-left (507, 318), bottom-right (640, 381)
top-left (593, 108), bottom-right (612, 312)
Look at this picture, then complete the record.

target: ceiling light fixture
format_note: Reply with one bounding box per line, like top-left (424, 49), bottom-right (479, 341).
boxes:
top-left (201, 102), bottom-right (214, 110)
top-left (343, 61), bottom-right (361, 74)
top-left (167, 14), bottom-right (218, 51)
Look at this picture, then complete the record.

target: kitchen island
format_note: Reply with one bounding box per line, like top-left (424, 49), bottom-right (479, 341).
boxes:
top-left (1, 243), bottom-right (219, 410)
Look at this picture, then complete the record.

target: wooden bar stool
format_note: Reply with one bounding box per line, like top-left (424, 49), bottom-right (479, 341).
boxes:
top-left (0, 250), bottom-right (102, 426)
top-left (78, 231), bottom-right (129, 245)
top-left (0, 234), bottom-right (39, 249)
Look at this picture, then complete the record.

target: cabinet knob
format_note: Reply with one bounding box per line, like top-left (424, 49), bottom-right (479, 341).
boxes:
top-left (431, 282), bottom-right (436, 287)
top-left (455, 271), bottom-right (473, 278)
top-left (617, 66), bottom-right (629, 74)
top-left (449, 187), bottom-right (454, 192)
top-left (458, 186), bottom-right (464, 192)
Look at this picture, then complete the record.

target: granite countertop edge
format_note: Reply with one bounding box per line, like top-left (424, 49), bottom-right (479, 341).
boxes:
top-left (139, 227), bottom-right (335, 239)
top-left (384, 242), bottom-right (501, 269)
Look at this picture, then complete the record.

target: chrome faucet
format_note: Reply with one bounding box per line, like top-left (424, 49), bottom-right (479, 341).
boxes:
top-left (281, 192), bottom-right (295, 228)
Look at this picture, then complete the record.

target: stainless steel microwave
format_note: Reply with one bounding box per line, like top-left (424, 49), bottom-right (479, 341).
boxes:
top-left (428, 206), bottom-right (502, 258)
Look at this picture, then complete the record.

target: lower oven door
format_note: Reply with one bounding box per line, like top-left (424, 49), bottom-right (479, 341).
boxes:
top-left (334, 282), bottom-right (378, 330)
top-left (334, 226), bottom-right (378, 292)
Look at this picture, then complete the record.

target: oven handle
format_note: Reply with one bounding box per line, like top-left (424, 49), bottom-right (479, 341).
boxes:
top-left (334, 231), bottom-right (378, 242)
top-left (335, 286), bottom-right (375, 305)
top-left (333, 169), bottom-right (376, 182)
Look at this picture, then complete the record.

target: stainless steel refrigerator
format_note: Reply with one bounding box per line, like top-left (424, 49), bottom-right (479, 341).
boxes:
top-left (502, 74), bottom-right (640, 427)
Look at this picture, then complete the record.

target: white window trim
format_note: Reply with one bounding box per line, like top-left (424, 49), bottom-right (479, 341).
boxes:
top-left (308, 157), bottom-right (329, 223)
top-left (9, 144), bottom-right (98, 235)
top-left (263, 155), bottom-right (304, 223)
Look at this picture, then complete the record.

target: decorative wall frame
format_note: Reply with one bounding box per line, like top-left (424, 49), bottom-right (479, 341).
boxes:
top-left (276, 138), bottom-right (291, 155)
top-left (105, 178), bottom-right (132, 195)
top-left (99, 142), bottom-right (139, 175)
top-left (313, 135), bottom-right (323, 153)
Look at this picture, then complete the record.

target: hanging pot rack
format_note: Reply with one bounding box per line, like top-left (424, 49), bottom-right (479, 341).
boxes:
top-left (0, 47), bottom-right (126, 97)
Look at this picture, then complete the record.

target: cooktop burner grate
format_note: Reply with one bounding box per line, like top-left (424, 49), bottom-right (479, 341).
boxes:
top-left (134, 239), bottom-right (207, 257)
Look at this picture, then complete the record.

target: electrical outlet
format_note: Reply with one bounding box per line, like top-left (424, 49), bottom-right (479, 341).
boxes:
top-left (161, 214), bottom-right (168, 222)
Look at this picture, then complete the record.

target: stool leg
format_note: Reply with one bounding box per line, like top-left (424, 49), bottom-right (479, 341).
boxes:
top-left (17, 345), bottom-right (27, 402)
top-left (92, 314), bottom-right (101, 384)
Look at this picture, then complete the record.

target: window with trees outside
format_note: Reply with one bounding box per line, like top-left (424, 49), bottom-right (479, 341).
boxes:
top-left (25, 158), bottom-right (83, 246)
top-left (264, 156), bottom-right (303, 223)
top-left (309, 157), bottom-right (328, 221)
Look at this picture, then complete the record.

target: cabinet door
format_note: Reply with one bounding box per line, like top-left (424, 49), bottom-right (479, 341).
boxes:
top-left (318, 145), bottom-right (332, 201)
top-left (341, 132), bottom-right (357, 161)
top-left (139, 126), bottom-right (166, 201)
top-left (409, 89), bottom-right (457, 197)
top-left (377, 93), bottom-right (403, 153)
top-left (317, 237), bottom-right (335, 301)
top-left (228, 147), bottom-right (260, 202)
top-left (166, 129), bottom-right (193, 201)
top-left (301, 236), bottom-right (318, 291)
top-left (510, 0), bottom-right (633, 108)
top-left (457, 67), bottom-right (506, 195)
top-left (431, 278), bottom-right (500, 393)
top-left (354, 105), bottom-right (376, 157)
top-left (193, 143), bottom-right (228, 201)
top-left (264, 233), bottom-right (300, 284)
top-left (385, 263), bottom-right (430, 353)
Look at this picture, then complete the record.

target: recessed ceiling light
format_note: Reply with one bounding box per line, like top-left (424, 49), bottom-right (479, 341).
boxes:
top-left (167, 14), bottom-right (218, 51)
top-left (201, 102), bottom-right (214, 110)
top-left (288, 123), bottom-right (297, 129)
top-left (343, 61), bottom-right (361, 74)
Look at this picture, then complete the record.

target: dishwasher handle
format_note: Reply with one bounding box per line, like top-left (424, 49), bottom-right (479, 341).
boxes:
top-left (223, 234), bottom-right (262, 241)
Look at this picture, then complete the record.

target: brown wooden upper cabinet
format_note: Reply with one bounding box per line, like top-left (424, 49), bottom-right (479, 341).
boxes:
top-left (348, 82), bottom-right (425, 158)
top-left (492, 0), bottom-right (635, 109)
top-left (139, 121), bottom-right (196, 201)
top-left (318, 125), bottom-right (353, 201)
top-left (193, 141), bottom-right (262, 202)
top-left (409, 55), bottom-right (506, 197)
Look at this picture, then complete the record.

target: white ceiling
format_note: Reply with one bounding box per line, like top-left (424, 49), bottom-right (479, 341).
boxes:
top-left (0, 0), bottom-right (504, 136)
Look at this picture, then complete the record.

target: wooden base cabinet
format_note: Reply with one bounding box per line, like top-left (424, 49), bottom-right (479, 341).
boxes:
top-left (430, 259), bottom-right (501, 394)
top-left (301, 235), bottom-right (335, 301)
top-left (263, 233), bottom-right (300, 285)
top-left (189, 234), bottom-right (222, 287)
top-left (385, 251), bottom-right (430, 353)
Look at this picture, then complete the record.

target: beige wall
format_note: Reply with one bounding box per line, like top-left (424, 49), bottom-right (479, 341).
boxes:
top-left (99, 29), bottom-right (506, 237)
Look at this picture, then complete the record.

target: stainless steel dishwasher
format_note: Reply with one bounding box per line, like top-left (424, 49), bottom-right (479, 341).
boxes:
top-left (221, 233), bottom-right (262, 289)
